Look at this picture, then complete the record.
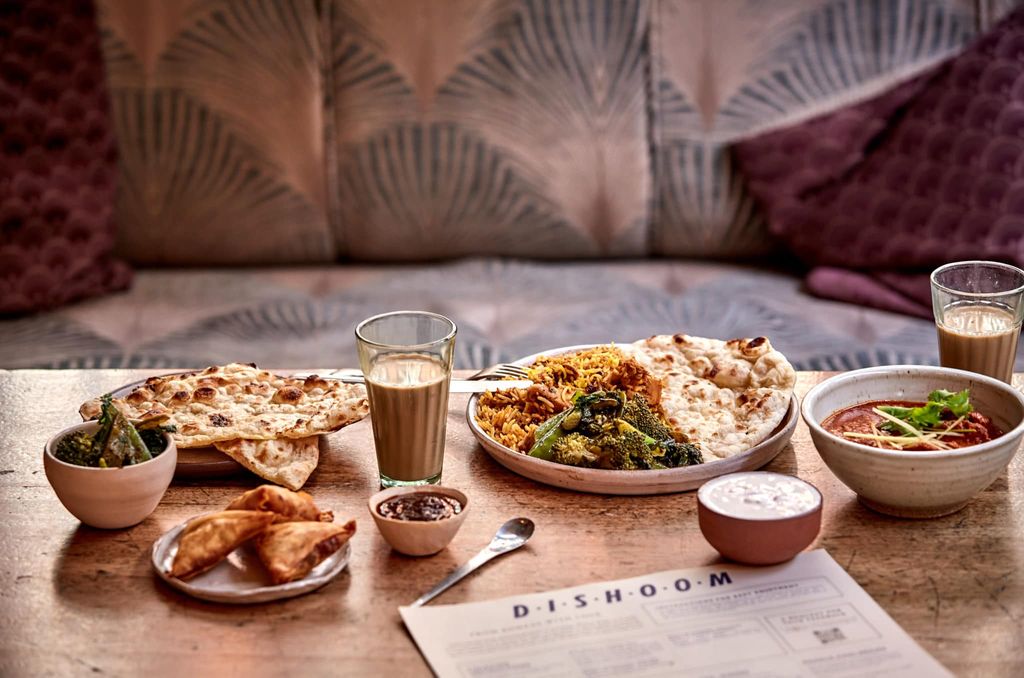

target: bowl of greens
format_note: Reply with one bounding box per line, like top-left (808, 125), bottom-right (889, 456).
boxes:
top-left (44, 396), bottom-right (177, 529)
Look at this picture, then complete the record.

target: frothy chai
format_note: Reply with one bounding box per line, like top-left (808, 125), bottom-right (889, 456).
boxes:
top-left (365, 353), bottom-right (450, 483)
top-left (938, 303), bottom-right (1020, 383)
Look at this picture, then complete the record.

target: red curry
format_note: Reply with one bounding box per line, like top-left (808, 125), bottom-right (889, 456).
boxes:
top-left (823, 400), bottom-right (1002, 451)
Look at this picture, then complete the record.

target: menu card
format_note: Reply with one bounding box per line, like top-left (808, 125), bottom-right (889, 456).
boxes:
top-left (400, 550), bottom-right (950, 677)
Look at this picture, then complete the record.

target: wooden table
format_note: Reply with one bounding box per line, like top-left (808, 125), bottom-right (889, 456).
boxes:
top-left (0, 370), bottom-right (1021, 677)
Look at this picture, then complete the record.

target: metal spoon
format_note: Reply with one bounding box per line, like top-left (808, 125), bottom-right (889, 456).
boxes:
top-left (410, 517), bottom-right (535, 607)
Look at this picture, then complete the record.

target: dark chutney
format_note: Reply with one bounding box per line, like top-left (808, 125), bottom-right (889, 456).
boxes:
top-left (377, 493), bottom-right (462, 521)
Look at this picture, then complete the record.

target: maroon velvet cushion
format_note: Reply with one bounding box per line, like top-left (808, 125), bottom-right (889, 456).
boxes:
top-left (0, 0), bottom-right (130, 315)
top-left (735, 8), bottom-right (1024, 316)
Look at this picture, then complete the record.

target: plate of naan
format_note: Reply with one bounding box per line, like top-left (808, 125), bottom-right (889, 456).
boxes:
top-left (152, 485), bottom-right (356, 603)
top-left (81, 363), bottom-right (369, 488)
top-left (467, 335), bottom-right (799, 495)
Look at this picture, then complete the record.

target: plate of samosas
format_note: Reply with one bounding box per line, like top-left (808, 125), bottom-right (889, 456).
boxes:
top-left (152, 485), bottom-right (356, 603)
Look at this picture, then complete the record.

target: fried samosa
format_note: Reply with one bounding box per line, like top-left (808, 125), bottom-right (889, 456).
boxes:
top-left (256, 520), bottom-right (356, 584)
top-left (226, 484), bottom-right (333, 523)
top-left (170, 510), bottom-right (276, 580)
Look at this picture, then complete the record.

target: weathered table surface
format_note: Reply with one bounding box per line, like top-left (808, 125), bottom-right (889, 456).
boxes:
top-left (0, 370), bottom-right (1021, 677)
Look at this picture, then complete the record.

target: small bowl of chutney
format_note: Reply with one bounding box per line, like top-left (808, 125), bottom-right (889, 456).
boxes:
top-left (368, 486), bottom-right (468, 556)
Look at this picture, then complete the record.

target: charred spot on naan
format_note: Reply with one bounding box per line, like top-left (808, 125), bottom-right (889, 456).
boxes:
top-left (302, 375), bottom-right (331, 392)
top-left (245, 381), bottom-right (273, 396)
top-left (193, 386), bottom-right (216, 402)
top-left (273, 386), bottom-right (304, 404)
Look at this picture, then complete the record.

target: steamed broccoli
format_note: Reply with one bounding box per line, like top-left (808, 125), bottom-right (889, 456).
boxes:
top-left (597, 423), bottom-right (651, 470)
top-left (529, 390), bottom-right (703, 470)
top-left (657, 439), bottom-right (703, 467)
top-left (550, 433), bottom-right (601, 467)
top-left (621, 394), bottom-right (674, 441)
top-left (529, 391), bottom-right (625, 460)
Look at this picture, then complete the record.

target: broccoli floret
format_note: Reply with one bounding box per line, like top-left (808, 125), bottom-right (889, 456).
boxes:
top-left (621, 394), bottom-right (674, 440)
top-left (657, 439), bottom-right (703, 467)
top-left (550, 433), bottom-right (601, 467)
top-left (596, 426), bottom-right (651, 470)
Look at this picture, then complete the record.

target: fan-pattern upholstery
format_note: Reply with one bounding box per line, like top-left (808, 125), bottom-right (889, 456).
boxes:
top-left (88, 0), bottom-right (994, 263)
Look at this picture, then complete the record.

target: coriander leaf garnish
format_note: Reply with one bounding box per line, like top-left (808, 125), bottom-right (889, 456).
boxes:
top-left (928, 389), bottom-right (972, 417)
top-left (878, 389), bottom-right (972, 433)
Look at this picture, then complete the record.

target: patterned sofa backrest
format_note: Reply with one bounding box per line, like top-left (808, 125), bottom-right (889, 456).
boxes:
top-left (96, 0), bottom-right (993, 266)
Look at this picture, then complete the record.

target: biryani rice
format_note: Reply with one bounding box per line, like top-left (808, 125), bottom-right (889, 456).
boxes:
top-left (475, 346), bottom-right (662, 452)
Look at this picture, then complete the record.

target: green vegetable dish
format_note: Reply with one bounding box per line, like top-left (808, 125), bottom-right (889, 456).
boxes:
top-left (54, 395), bottom-right (175, 468)
top-left (527, 390), bottom-right (703, 470)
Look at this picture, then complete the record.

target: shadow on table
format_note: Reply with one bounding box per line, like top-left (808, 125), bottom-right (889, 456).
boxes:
top-left (823, 470), bottom-right (1015, 535)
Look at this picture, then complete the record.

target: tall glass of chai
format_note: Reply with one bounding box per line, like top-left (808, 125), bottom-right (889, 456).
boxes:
top-left (931, 261), bottom-right (1024, 384)
top-left (356, 311), bottom-right (456, 488)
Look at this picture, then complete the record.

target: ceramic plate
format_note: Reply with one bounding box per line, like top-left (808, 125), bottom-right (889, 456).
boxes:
top-left (108, 373), bottom-right (249, 478)
top-left (467, 345), bottom-right (799, 495)
top-left (151, 521), bottom-right (351, 604)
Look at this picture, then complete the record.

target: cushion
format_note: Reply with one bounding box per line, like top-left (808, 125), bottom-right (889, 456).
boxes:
top-left (0, 0), bottom-right (131, 315)
top-left (734, 7), bottom-right (1024, 316)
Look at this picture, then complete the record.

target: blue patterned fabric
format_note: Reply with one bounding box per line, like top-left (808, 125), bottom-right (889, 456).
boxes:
top-left (4, 260), bottom-right (1016, 372)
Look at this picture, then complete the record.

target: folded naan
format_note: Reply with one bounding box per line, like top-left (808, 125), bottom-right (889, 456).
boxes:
top-left (213, 436), bottom-right (319, 490)
top-left (79, 363), bottom-right (369, 448)
top-left (623, 335), bottom-right (796, 460)
top-left (170, 510), bottom-right (276, 580)
top-left (256, 520), bottom-right (356, 584)
top-left (226, 485), bottom-right (333, 523)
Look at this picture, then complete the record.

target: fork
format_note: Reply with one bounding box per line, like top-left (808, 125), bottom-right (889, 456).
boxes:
top-left (466, 363), bottom-right (529, 380)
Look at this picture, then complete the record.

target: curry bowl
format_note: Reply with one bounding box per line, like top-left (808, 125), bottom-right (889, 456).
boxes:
top-left (44, 421), bottom-right (177, 529)
top-left (801, 365), bottom-right (1024, 518)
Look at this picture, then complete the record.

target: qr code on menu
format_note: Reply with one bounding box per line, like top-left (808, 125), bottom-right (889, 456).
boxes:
top-left (813, 628), bottom-right (846, 645)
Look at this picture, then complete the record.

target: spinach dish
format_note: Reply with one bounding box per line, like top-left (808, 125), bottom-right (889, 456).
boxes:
top-left (55, 396), bottom-right (175, 467)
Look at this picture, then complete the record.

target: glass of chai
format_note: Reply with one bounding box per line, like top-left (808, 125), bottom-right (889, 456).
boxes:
top-left (931, 261), bottom-right (1024, 384)
top-left (356, 311), bottom-right (457, 488)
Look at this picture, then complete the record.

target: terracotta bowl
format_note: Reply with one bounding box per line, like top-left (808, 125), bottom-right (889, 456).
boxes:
top-left (44, 421), bottom-right (177, 529)
top-left (368, 486), bottom-right (468, 556)
top-left (698, 472), bottom-right (822, 565)
top-left (802, 365), bottom-right (1024, 518)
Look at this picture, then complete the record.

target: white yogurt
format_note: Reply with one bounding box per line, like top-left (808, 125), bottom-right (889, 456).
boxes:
top-left (699, 472), bottom-right (820, 520)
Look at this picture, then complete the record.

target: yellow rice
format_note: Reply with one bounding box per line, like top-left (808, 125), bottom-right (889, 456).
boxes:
top-left (475, 346), bottom-right (656, 452)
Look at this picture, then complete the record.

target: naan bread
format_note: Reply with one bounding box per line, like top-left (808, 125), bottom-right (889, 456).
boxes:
top-left (214, 437), bottom-right (320, 491)
top-left (256, 520), bottom-right (356, 584)
top-left (79, 363), bottom-right (369, 448)
top-left (226, 484), bottom-right (333, 522)
top-left (170, 510), bottom-right (276, 580)
top-left (624, 334), bottom-right (795, 460)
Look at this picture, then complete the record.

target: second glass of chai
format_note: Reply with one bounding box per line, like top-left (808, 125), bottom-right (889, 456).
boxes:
top-left (356, 311), bottom-right (456, 488)
top-left (931, 261), bottom-right (1024, 384)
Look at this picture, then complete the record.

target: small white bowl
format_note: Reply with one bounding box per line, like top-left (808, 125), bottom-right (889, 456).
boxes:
top-left (368, 486), bottom-right (468, 556)
top-left (44, 421), bottom-right (177, 529)
top-left (802, 365), bottom-right (1024, 518)
top-left (698, 472), bottom-right (822, 565)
